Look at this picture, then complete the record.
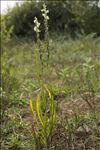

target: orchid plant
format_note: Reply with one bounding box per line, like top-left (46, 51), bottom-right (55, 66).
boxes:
top-left (30, 4), bottom-right (56, 149)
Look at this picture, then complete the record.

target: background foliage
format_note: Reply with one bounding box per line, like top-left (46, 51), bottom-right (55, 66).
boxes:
top-left (2, 0), bottom-right (100, 39)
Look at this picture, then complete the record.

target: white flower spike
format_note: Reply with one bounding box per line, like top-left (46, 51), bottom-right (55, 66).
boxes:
top-left (41, 3), bottom-right (49, 20)
top-left (34, 17), bottom-right (40, 33)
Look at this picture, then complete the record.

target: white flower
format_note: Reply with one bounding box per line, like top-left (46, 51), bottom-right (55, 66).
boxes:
top-left (46, 10), bottom-right (49, 14)
top-left (34, 26), bottom-right (40, 33)
top-left (42, 13), bottom-right (49, 20)
top-left (41, 9), bottom-right (49, 14)
top-left (41, 9), bottom-right (44, 12)
top-left (37, 22), bottom-right (40, 28)
top-left (34, 17), bottom-right (37, 23)
top-left (33, 17), bottom-right (41, 33)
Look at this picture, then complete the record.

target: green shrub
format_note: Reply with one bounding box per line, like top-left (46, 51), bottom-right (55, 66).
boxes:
top-left (3, 1), bottom-right (100, 38)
